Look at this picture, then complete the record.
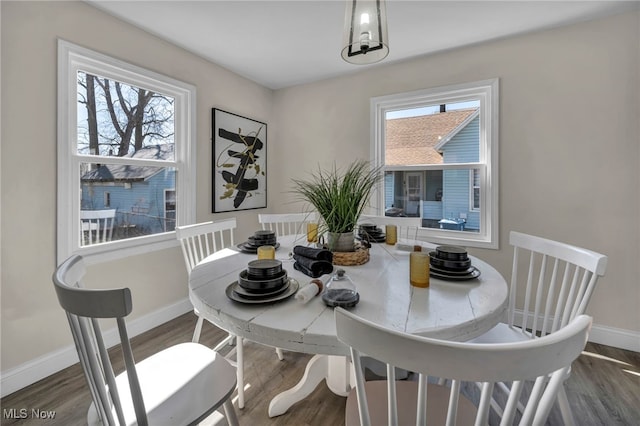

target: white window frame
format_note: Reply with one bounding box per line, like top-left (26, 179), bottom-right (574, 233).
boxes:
top-left (57, 40), bottom-right (196, 264)
top-left (370, 79), bottom-right (499, 249)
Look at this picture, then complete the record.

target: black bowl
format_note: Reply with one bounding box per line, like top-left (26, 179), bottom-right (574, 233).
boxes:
top-left (247, 235), bottom-right (277, 247)
top-left (253, 230), bottom-right (276, 240)
top-left (238, 269), bottom-right (288, 292)
top-left (247, 259), bottom-right (282, 279)
top-left (435, 245), bottom-right (468, 261)
top-left (429, 251), bottom-right (471, 271)
top-left (358, 224), bottom-right (384, 241)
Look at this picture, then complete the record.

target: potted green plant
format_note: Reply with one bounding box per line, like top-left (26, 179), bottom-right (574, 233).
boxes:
top-left (291, 160), bottom-right (382, 252)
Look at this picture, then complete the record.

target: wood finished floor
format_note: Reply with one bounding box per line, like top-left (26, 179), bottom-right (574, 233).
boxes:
top-left (2, 312), bottom-right (638, 425)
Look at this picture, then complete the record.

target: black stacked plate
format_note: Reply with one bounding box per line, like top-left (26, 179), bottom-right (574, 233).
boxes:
top-left (226, 259), bottom-right (299, 304)
top-left (357, 223), bottom-right (386, 243)
top-left (237, 230), bottom-right (280, 253)
top-left (429, 245), bottom-right (481, 281)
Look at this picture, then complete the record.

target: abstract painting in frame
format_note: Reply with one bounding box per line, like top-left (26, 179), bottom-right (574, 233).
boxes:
top-left (212, 108), bottom-right (267, 212)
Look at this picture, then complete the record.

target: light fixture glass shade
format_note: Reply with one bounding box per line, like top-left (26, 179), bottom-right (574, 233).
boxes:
top-left (341, 0), bottom-right (389, 65)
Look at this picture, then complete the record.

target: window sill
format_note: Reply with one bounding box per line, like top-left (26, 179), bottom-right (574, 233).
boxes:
top-left (75, 233), bottom-right (179, 265)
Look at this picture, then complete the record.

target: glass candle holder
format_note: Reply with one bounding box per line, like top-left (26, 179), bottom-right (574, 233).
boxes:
top-left (386, 224), bottom-right (397, 245)
top-left (257, 245), bottom-right (275, 260)
top-left (410, 251), bottom-right (430, 288)
top-left (307, 222), bottom-right (318, 243)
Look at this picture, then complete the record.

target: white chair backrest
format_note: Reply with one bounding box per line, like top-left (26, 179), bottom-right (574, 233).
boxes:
top-left (508, 231), bottom-right (607, 337)
top-left (335, 307), bottom-right (592, 426)
top-left (258, 212), bottom-right (317, 237)
top-left (176, 218), bottom-right (237, 273)
top-left (53, 255), bottom-right (143, 425)
top-left (80, 209), bottom-right (116, 245)
top-left (358, 214), bottom-right (421, 240)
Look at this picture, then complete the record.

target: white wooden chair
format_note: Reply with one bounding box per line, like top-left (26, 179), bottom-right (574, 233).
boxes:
top-left (469, 230), bottom-right (608, 424)
top-left (53, 255), bottom-right (239, 426)
top-left (175, 219), bottom-right (247, 407)
top-left (358, 214), bottom-right (421, 241)
top-left (257, 212), bottom-right (318, 360)
top-left (258, 212), bottom-right (318, 238)
top-left (176, 218), bottom-right (237, 278)
top-left (80, 209), bottom-right (116, 245)
top-left (335, 307), bottom-right (592, 426)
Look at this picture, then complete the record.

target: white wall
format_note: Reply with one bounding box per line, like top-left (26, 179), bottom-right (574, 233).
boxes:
top-left (0, 1), bottom-right (273, 395)
top-left (272, 11), bottom-right (640, 336)
top-left (1, 1), bottom-right (638, 396)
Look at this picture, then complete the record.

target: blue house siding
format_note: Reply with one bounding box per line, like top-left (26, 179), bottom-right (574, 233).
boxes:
top-left (423, 201), bottom-right (443, 220)
top-left (384, 172), bottom-right (394, 209)
top-left (82, 168), bottom-right (175, 234)
top-left (442, 116), bottom-right (479, 163)
top-left (384, 111), bottom-right (480, 231)
top-left (441, 116), bottom-right (480, 231)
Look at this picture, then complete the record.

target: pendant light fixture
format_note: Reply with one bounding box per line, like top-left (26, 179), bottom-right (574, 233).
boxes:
top-left (341, 0), bottom-right (389, 65)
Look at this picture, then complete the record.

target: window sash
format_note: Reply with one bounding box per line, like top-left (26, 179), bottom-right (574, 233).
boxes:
top-left (57, 40), bottom-right (196, 264)
top-left (370, 79), bottom-right (499, 249)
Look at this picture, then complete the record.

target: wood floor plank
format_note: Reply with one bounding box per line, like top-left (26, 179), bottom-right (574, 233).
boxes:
top-left (2, 313), bottom-right (638, 425)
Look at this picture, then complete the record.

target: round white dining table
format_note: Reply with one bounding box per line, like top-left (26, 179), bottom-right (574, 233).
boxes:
top-left (189, 234), bottom-right (508, 417)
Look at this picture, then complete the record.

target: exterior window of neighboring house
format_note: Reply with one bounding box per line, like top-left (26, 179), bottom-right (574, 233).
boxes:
top-left (164, 189), bottom-right (176, 232)
top-left (471, 169), bottom-right (480, 211)
top-left (57, 40), bottom-right (196, 263)
top-left (371, 79), bottom-right (498, 248)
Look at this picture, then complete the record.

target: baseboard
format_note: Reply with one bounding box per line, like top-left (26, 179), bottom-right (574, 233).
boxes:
top-left (2, 302), bottom-right (638, 398)
top-left (512, 310), bottom-right (640, 352)
top-left (588, 323), bottom-right (640, 352)
top-left (0, 298), bottom-right (192, 398)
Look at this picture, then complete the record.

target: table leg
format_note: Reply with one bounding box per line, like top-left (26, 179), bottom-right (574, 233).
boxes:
top-left (326, 355), bottom-right (353, 396)
top-left (268, 355), bottom-right (353, 417)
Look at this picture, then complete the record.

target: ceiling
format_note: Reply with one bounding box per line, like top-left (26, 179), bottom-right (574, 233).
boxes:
top-left (88, 1), bottom-right (637, 90)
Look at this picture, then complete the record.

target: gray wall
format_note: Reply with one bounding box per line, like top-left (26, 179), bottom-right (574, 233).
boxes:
top-left (1, 1), bottom-right (638, 393)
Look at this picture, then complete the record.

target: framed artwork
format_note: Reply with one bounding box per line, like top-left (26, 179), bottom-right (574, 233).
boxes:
top-left (212, 108), bottom-right (267, 212)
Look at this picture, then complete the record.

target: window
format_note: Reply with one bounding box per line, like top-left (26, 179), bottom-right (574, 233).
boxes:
top-left (471, 169), bottom-right (480, 211)
top-left (371, 79), bottom-right (498, 248)
top-left (164, 189), bottom-right (176, 232)
top-left (57, 40), bottom-right (196, 263)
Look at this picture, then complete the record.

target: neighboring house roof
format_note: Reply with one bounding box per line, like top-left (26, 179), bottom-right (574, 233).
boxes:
top-left (81, 144), bottom-right (173, 182)
top-left (385, 108), bottom-right (478, 166)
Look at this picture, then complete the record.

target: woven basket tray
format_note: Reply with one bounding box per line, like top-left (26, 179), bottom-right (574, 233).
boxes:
top-left (332, 246), bottom-right (370, 266)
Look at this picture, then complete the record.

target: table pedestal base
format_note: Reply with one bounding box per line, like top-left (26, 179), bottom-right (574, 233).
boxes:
top-left (268, 354), bottom-right (353, 417)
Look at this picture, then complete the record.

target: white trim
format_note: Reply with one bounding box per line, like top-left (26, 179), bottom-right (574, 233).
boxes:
top-left (2, 306), bottom-right (636, 398)
top-left (587, 323), bottom-right (640, 352)
top-left (370, 78), bottom-right (499, 249)
top-left (57, 39), bottom-right (196, 265)
top-left (512, 310), bottom-right (640, 352)
top-left (0, 299), bottom-right (192, 398)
